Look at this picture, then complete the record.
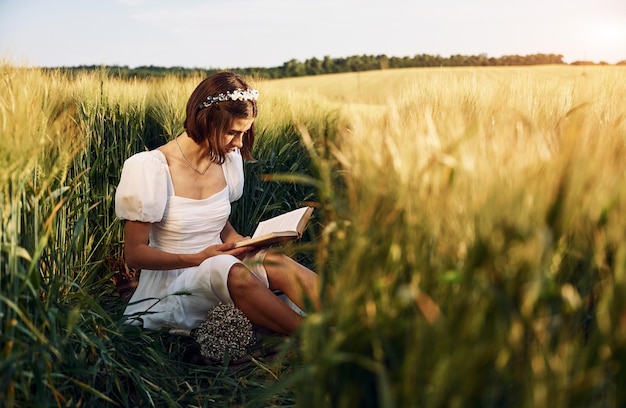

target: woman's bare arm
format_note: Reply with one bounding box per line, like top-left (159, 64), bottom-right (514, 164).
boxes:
top-left (220, 220), bottom-right (247, 244)
top-left (123, 220), bottom-right (250, 270)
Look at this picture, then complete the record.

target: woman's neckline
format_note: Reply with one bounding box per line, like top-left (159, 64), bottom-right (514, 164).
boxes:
top-left (151, 149), bottom-right (228, 201)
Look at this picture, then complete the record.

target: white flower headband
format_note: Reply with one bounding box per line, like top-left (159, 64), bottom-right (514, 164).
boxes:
top-left (198, 88), bottom-right (259, 110)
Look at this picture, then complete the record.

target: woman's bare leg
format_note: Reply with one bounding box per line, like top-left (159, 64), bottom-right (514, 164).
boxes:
top-left (263, 251), bottom-right (321, 312)
top-left (227, 263), bottom-right (303, 334)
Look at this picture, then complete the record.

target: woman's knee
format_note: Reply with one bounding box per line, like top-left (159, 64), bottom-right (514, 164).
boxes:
top-left (263, 250), bottom-right (296, 287)
top-left (263, 250), bottom-right (291, 269)
top-left (227, 263), bottom-right (261, 292)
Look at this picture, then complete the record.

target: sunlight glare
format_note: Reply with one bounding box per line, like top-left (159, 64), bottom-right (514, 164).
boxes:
top-left (582, 20), bottom-right (626, 63)
top-left (596, 24), bottom-right (626, 43)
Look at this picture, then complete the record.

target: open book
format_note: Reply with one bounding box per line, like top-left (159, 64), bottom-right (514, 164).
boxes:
top-left (234, 206), bottom-right (314, 248)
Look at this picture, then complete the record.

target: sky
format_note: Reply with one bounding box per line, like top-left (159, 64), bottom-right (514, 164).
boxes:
top-left (1, 0), bottom-right (625, 69)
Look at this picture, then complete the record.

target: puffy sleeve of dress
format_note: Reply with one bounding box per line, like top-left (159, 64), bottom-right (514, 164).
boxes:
top-left (115, 151), bottom-right (170, 222)
top-left (224, 148), bottom-right (244, 202)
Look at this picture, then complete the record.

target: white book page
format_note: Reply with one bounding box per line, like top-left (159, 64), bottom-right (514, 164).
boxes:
top-left (252, 207), bottom-right (309, 238)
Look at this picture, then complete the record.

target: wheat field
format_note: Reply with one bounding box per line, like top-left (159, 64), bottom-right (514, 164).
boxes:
top-left (2, 63), bottom-right (626, 407)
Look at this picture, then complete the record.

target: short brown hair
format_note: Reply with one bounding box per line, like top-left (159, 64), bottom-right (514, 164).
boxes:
top-left (184, 72), bottom-right (257, 163)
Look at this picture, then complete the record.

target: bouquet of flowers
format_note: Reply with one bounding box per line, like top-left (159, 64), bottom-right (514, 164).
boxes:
top-left (190, 303), bottom-right (256, 362)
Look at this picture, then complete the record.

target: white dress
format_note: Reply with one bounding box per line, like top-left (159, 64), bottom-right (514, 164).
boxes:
top-left (114, 149), bottom-right (269, 330)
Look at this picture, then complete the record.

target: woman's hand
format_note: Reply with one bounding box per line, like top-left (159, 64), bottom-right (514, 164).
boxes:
top-left (219, 221), bottom-right (255, 259)
top-left (197, 242), bottom-right (253, 262)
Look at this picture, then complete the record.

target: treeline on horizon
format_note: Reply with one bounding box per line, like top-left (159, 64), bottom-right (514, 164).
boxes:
top-left (47, 52), bottom-right (626, 80)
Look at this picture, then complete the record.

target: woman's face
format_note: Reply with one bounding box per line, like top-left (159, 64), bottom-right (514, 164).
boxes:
top-left (223, 117), bottom-right (254, 153)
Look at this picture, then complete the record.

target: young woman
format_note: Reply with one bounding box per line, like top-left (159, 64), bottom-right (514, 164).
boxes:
top-left (115, 72), bottom-right (319, 335)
